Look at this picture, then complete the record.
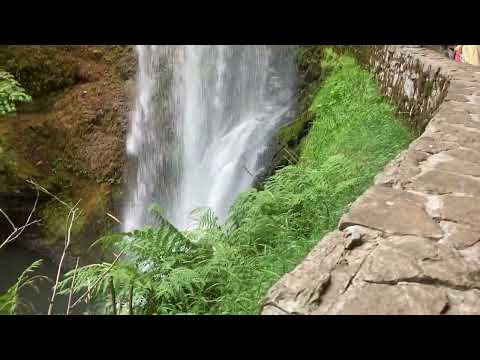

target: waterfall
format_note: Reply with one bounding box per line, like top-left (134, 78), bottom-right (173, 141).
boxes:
top-left (123, 45), bottom-right (296, 231)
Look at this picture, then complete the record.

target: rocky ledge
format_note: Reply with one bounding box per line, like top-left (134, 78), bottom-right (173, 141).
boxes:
top-left (261, 46), bottom-right (480, 315)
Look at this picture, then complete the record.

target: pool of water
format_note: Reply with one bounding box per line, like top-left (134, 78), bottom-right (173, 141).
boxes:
top-left (0, 244), bottom-right (85, 315)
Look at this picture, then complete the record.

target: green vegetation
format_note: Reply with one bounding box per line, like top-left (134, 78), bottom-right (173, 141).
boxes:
top-left (58, 49), bottom-right (413, 315)
top-left (275, 46), bottom-right (325, 161)
top-left (39, 199), bottom-right (87, 246)
top-left (0, 46), bottom-right (80, 97)
top-left (0, 260), bottom-right (48, 314)
top-left (0, 70), bottom-right (31, 115)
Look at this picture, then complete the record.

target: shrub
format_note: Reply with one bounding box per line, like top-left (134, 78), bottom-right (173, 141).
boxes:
top-left (0, 70), bottom-right (31, 115)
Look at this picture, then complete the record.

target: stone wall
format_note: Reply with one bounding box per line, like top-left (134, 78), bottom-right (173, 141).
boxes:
top-left (261, 46), bottom-right (480, 315)
top-left (368, 46), bottom-right (450, 130)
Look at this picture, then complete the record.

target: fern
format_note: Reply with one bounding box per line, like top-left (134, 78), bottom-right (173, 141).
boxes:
top-left (0, 260), bottom-right (50, 314)
top-left (55, 49), bottom-right (413, 315)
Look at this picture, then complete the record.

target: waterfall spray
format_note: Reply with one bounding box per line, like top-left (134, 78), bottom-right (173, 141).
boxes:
top-left (124, 45), bottom-right (296, 231)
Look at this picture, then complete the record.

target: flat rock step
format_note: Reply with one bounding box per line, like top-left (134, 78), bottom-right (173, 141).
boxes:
top-left (261, 45), bottom-right (480, 315)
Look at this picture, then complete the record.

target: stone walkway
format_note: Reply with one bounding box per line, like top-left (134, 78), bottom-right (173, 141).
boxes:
top-left (261, 46), bottom-right (480, 315)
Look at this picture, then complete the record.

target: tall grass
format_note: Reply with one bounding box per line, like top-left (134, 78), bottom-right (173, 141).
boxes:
top-left (59, 50), bottom-right (414, 315)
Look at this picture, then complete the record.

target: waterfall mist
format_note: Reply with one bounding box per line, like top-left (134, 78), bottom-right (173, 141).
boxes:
top-left (124, 45), bottom-right (296, 231)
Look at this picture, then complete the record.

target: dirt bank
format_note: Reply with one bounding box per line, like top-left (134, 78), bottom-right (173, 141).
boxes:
top-left (0, 45), bottom-right (136, 267)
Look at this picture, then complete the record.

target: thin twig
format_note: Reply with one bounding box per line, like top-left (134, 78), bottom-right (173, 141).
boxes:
top-left (283, 147), bottom-right (299, 163)
top-left (48, 201), bottom-right (79, 315)
top-left (106, 212), bottom-right (121, 224)
top-left (22, 180), bottom-right (82, 314)
top-left (86, 282), bottom-right (91, 308)
top-left (0, 220), bottom-right (41, 250)
top-left (66, 257), bottom-right (80, 315)
top-left (0, 208), bottom-right (16, 231)
top-left (109, 276), bottom-right (117, 315)
top-left (70, 247), bottom-right (126, 309)
top-left (242, 165), bottom-right (254, 177)
top-left (129, 284), bottom-right (134, 316)
top-left (26, 180), bottom-right (72, 210)
top-left (0, 186), bottom-right (40, 250)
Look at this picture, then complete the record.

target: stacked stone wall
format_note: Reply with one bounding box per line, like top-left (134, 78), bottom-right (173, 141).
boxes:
top-left (262, 46), bottom-right (480, 315)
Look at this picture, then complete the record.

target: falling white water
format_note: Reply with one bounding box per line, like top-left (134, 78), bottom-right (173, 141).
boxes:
top-left (123, 45), bottom-right (296, 231)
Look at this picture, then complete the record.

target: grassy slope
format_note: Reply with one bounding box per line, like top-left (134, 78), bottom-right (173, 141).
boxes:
top-left (211, 50), bottom-right (414, 314)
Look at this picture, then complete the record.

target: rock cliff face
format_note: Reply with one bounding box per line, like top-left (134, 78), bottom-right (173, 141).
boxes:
top-left (0, 45), bottom-right (136, 266)
top-left (262, 46), bottom-right (480, 315)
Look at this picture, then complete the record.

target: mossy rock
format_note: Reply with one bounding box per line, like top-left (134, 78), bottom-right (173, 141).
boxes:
top-left (0, 46), bottom-right (82, 97)
top-left (109, 46), bottom-right (137, 80)
top-left (0, 45), bottom-right (130, 267)
top-left (253, 46), bottom-right (327, 187)
top-left (84, 45), bottom-right (137, 81)
top-left (0, 138), bottom-right (41, 193)
top-left (272, 46), bottom-right (326, 160)
top-left (296, 46), bottom-right (324, 86)
top-left (38, 199), bottom-right (87, 245)
top-left (35, 184), bottom-right (118, 262)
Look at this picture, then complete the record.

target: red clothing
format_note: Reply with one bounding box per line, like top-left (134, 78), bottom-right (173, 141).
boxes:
top-left (454, 51), bottom-right (462, 62)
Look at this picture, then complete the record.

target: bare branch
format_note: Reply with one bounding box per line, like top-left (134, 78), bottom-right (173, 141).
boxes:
top-left (129, 284), bottom-right (134, 315)
top-left (86, 282), bottom-right (91, 306)
top-left (0, 186), bottom-right (40, 250)
top-left (48, 202), bottom-right (79, 315)
top-left (26, 179), bottom-right (72, 210)
top-left (106, 212), bottom-right (122, 224)
top-left (0, 220), bottom-right (42, 250)
top-left (3, 179), bottom-right (126, 315)
top-left (22, 178), bottom-right (82, 315)
top-left (109, 276), bottom-right (117, 315)
top-left (66, 257), bottom-right (80, 315)
top-left (283, 147), bottom-right (299, 163)
top-left (242, 165), bottom-right (254, 177)
top-left (0, 208), bottom-right (16, 231)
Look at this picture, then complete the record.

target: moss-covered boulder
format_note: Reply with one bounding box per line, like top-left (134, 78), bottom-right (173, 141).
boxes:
top-left (0, 46), bottom-right (84, 97)
top-left (0, 45), bottom-right (134, 267)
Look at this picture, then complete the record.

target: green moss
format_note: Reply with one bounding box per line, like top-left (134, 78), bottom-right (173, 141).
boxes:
top-left (0, 46), bottom-right (81, 97)
top-left (0, 138), bottom-right (15, 174)
top-left (0, 136), bottom-right (41, 192)
top-left (0, 45), bottom-right (128, 264)
top-left (39, 199), bottom-right (87, 245)
top-left (91, 45), bottom-right (136, 81)
top-left (271, 46), bottom-right (325, 165)
top-left (92, 190), bottom-right (108, 214)
top-left (36, 184), bottom-right (112, 252)
top-left (275, 111), bottom-right (314, 162)
top-left (277, 116), bottom-right (307, 144)
top-left (111, 185), bottom-right (125, 203)
top-left (275, 48), bottom-right (348, 164)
